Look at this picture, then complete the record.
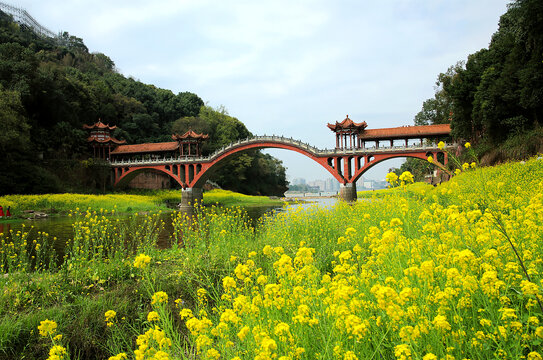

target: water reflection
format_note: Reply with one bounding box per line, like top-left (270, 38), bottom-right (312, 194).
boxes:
top-left (0, 197), bottom-right (339, 245)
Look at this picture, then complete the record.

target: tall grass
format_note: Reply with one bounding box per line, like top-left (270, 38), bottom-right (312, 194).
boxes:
top-left (2, 156), bottom-right (543, 359)
top-left (118, 156), bottom-right (543, 360)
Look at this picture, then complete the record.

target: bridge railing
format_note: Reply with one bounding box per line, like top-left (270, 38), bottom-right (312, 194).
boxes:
top-left (109, 136), bottom-right (456, 166)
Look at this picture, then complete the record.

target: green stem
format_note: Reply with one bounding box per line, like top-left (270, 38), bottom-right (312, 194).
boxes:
top-left (489, 210), bottom-right (543, 314)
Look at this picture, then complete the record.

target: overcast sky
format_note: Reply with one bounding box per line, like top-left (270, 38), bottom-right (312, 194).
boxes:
top-left (11, 0), bottom-right (510, 181)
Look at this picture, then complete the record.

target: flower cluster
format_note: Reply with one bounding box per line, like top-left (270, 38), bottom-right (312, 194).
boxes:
top-left (105, 310), bottom-right (116, 327)
top-left (134, 254), bottom-right (151, 269)
top-left (151, 291), bottom-right (168, 305)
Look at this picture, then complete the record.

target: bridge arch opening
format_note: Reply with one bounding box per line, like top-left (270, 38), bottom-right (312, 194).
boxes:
top-left (115, 167), bottom-right (183, 189)
top-left (357, 154), bottom-right (448, 187)
top-left (263, 148), bottom-right (344, 192)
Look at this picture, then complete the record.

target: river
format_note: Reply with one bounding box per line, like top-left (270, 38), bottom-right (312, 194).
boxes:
top-left (0, 197), bottom-right (338, 247)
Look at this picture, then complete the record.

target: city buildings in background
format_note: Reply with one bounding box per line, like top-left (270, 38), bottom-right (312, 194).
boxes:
top-left (286, 177), bottom-right (388, 193)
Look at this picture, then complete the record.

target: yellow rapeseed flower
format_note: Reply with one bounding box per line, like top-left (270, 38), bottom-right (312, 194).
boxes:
top-left (237, 326), bottom-right (250, 341)
top-left (105, 310), bottom-right (116, 322)
top-left (108, 353), bottom-right (128, 360)
top-left (422, 354), bottom-right (438, 360)
top-left (433, 315), bottom-right (451, 331)
top-left (151, 291), bottom-right (169, 305)
top-left (344, 351), bottom-right (359, 360)
top-left (48, 345), bottom-right (67, 360)
top-left (394, 344), bottom-right (412, 360)
top-left (38, 319), bottom-right (57, 337)
top-left (147, 311), bottom-right (159, 322)
top-left (399, 171), bottom-right (414, 184)
top-left (386, 172), bottom-right (398, 185)
top-left (133, 254), bottom-right (151, 269)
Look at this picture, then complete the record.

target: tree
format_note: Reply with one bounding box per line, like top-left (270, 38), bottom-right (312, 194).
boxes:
top-left (0, 42), bottom-right (38, 99)
top-left (0, 87), bottom-right (30, 154)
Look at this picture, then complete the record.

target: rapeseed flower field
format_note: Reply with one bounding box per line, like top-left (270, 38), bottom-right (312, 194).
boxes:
top-left (1, 156), bottom-right (543, 359)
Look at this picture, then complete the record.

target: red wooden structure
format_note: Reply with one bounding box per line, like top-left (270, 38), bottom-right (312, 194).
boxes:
top-left (98, 117), bottom-right (452, 201)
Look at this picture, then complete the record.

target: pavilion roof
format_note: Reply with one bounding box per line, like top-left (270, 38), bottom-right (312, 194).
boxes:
top-left (172, 130), bottom-right (209, 141)
top-left (327, 115), bottom-right (367, 132)
top-left (87, 136), bottom-right (126, 145)
top-left (83, 120), bottom-right (117, 131)
top-left (358, 123), bottom-right (451, 140)
top-left (110, 141), bottom-right (179, 155)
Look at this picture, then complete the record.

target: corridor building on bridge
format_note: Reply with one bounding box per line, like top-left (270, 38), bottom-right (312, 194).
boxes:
top-left (327, 115), bottom-right (451, 150)
top-left (357, 123), bottom-right (452, 149)
top-left (108, 130), bottom-right (210, 161)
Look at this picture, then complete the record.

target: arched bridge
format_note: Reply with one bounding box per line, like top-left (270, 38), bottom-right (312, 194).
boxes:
top-left (110, 134), bottom-right (453, 202)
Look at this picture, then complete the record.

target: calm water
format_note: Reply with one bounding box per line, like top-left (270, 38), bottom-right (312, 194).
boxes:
top-left (0, 198), bottom-right (338, 246)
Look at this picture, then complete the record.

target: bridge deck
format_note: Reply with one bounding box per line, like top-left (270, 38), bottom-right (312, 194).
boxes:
top-left (110, 135), bottom-right (454, 166)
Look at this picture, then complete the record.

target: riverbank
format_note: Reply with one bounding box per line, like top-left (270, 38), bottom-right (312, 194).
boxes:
top-left (0, 189), bottom-right (285, 220)
top-left (1, 156), bottom-right (543, 359)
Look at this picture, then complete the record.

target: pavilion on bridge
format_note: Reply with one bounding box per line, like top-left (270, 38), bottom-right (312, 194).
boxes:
top-left (83, 120), bottom-right (126, 159)
top-left (327, 115), bottom-right (367, 149)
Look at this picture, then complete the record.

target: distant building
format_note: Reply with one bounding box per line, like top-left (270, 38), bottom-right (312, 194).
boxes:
top-left (308, 179), bottom-right (325, 191)
top-left (325, 178), bottom-right (340, 191)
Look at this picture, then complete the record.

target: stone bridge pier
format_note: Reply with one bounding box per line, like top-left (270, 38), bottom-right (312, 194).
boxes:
top-left (339, 183), bottom-right (357, 202)
top-left (179, 187), bottom-right (203, 211)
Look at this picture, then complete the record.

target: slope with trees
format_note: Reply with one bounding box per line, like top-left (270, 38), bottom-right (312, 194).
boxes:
top-left (0, 10), bottom-right (287, 196)
top-left (401, 0), bottom-right (542, 180)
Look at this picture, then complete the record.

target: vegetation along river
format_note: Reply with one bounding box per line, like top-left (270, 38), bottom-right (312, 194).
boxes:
top-left (0, 197), bottom-right (338, 252)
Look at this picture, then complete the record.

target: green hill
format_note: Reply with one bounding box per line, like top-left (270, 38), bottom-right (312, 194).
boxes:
top-left (0, 9), bottom-right (287, 196)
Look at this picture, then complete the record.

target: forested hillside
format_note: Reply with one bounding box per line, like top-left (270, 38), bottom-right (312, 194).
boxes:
top-left (0, 10), bottom-right (287, 196)
top-left (402, 0), bottom-right (542, 180)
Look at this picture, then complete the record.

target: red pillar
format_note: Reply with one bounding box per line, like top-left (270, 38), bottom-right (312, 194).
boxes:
top-left (185, 166), bottom-right (190, 186)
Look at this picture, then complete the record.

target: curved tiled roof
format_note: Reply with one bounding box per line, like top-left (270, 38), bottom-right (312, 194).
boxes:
top-left (87, 136), bottom-right (126, 145)
top-left (358, 124), bottom-right (451, 140)
top-left (111, 141), bottom-right (179, 155)
top-left (83, 120), bottom-right (117, 130)
top-left (172, 130), bottom-right (209, 140)
top-left (327, 115), bottom-right (367, 131)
